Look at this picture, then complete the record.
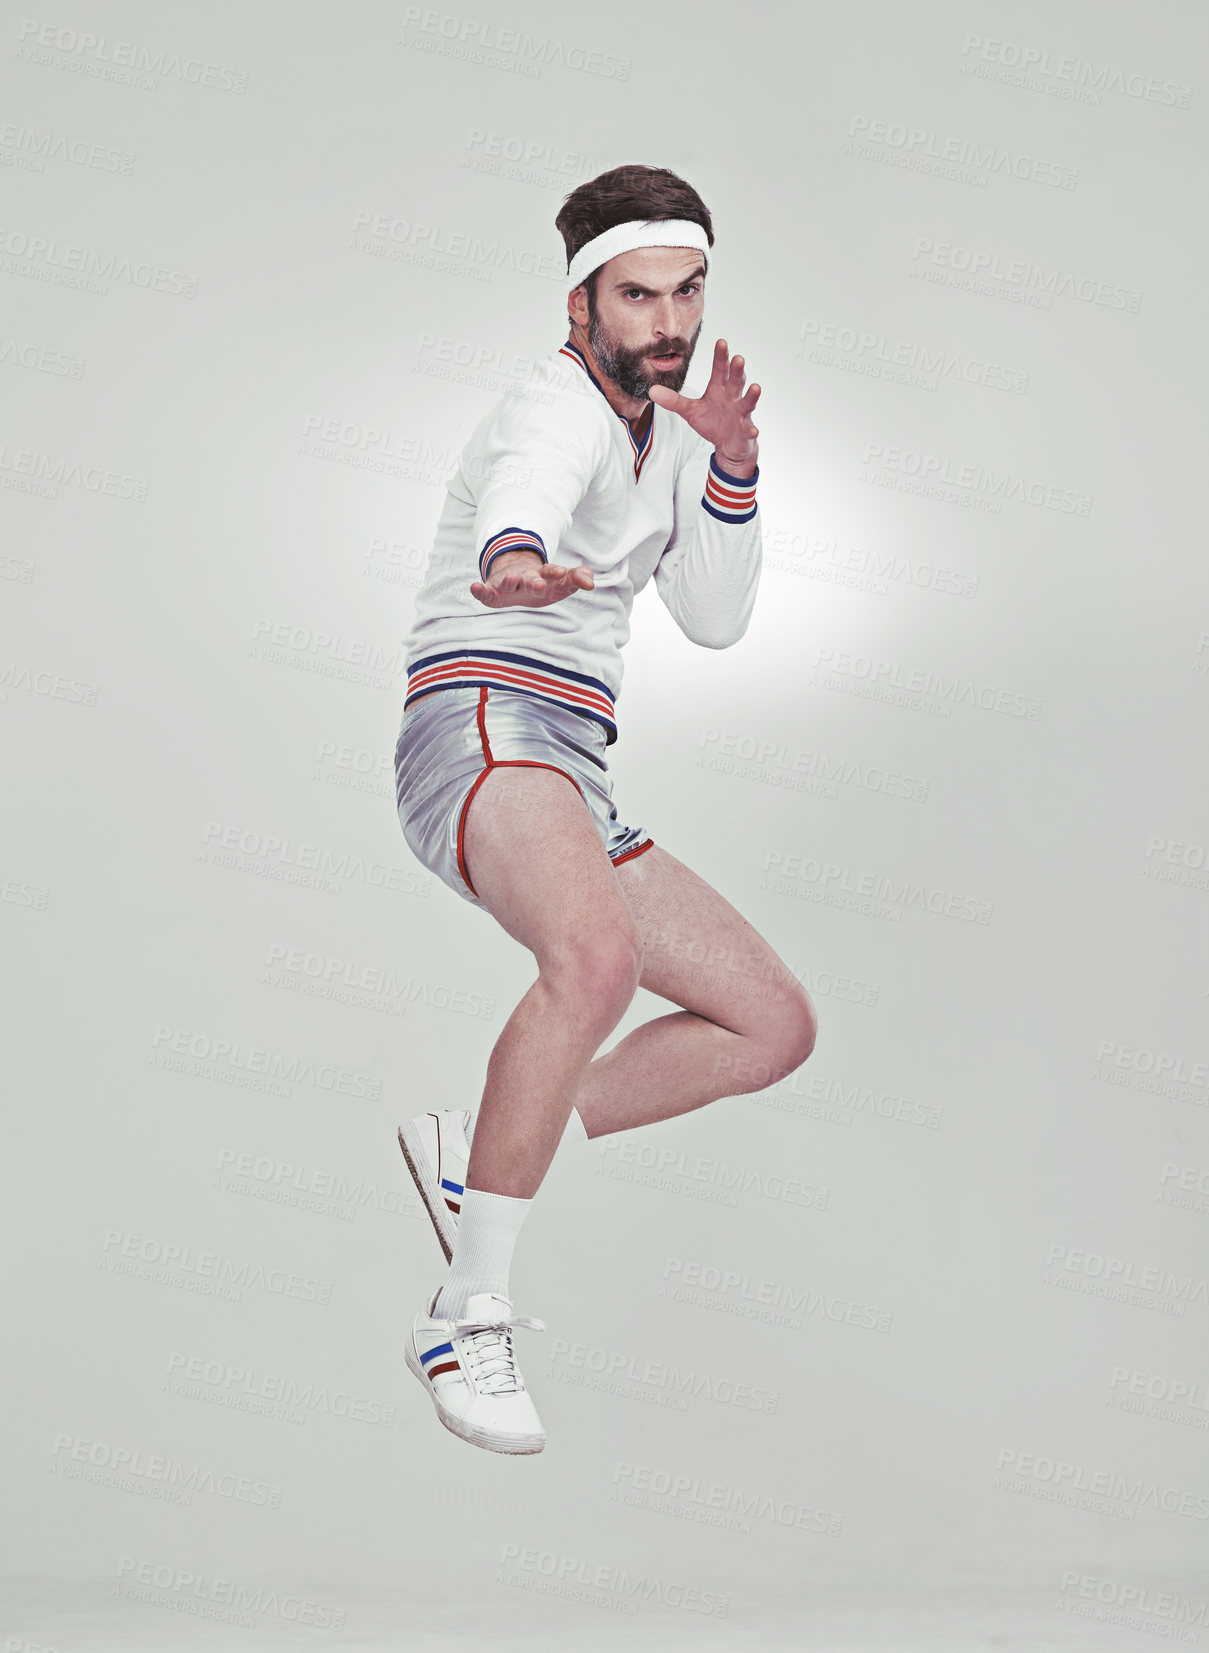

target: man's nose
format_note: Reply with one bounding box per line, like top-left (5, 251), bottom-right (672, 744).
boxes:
top-left (651, 298), bottom-right (680, 338)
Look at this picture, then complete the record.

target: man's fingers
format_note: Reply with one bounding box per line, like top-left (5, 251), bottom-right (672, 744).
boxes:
top-left (709, 338), bottom-right (730, 391)
top-left (648, 383), bottom-right (692, 415)
top-left (551, 564), bottom-right (595, 592)
top-left (471, 563), bottom-right (593, 608)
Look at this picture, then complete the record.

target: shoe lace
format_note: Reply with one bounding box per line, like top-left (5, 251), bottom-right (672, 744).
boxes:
top-left (448, 1312), bottom-right (546, 1397)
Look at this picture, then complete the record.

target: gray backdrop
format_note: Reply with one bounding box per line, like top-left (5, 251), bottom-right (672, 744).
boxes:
top-left (3, 1), bottom-right (1208, 1648)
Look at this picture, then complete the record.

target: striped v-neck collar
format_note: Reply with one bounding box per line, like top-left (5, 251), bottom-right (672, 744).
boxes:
top-left (558, 337), bottom-right (655, 482)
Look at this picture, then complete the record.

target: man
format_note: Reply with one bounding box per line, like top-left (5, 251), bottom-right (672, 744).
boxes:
top-left (393, 165), bottom-right (817, 1455)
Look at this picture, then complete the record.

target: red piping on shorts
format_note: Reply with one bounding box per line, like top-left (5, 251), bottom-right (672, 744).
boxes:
top-left (455, 687), bottom-right (588, 899)
top-left (612, 837), bottom-right (655, 868)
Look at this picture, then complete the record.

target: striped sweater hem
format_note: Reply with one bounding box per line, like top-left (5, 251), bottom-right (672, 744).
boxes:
top-left (405, 648), bottom-right (618, 743)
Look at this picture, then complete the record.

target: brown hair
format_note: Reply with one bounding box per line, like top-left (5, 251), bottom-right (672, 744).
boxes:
top-left (555, 164), bottom-right (714, 306)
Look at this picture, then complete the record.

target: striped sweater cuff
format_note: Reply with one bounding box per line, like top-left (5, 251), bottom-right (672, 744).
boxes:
top-left (702, 456), bottom-right (759, 523)
top-left (479, 528), bottom-right (547, 582)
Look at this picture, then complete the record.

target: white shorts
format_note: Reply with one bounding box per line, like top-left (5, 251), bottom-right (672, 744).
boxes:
top-left (394, 684), bottom-right (654, 911)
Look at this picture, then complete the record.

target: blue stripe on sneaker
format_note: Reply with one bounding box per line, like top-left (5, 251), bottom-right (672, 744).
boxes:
top-left (421, 1341), bottom-right (454, 1365)
top-left (440, 1177), bottom-right (464, 1194)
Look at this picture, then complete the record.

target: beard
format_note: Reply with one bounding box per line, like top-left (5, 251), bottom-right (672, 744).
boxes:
top-left (587, 304), bottom-right (701, 402)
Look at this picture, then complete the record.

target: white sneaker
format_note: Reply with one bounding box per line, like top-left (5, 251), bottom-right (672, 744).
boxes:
top-left (397, 1110), bottom-right (471, 1263)
top-left (405, 1289), bottom-right (546, 1455)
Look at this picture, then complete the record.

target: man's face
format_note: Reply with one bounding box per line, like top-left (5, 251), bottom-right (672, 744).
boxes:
top-left (581, 245), bottom-right (705, 402)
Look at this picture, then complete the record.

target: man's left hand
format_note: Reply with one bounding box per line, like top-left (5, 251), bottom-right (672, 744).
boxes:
top-left (648, 338), bottom-right (760, 473)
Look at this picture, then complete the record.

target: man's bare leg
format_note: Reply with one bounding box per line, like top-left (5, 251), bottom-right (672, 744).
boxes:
top-left (460, 766), bottom-right (816, 1198)
top-left (568, 842), bottom-right (817, 1137)
top-left (459, 765), bottom-right (645, 1200)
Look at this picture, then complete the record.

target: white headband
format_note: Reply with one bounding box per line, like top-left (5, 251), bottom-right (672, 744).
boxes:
top-left (566, 218), bottom-right (710, 289)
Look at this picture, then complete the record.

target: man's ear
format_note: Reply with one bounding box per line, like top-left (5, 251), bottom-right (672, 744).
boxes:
top-left (567, 284), bottom-right (589, 328)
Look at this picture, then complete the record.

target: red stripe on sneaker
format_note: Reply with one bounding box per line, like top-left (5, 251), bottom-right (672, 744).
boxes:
top-left (427, 1360), bottom-right (459, 1381)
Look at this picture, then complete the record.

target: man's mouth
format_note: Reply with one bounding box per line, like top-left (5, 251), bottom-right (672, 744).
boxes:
top-left (647, 352), bottom-right (681, 364)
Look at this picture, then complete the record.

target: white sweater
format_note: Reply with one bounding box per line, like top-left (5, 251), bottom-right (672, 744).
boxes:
top-left (403, 336), bottom-right (761, 745)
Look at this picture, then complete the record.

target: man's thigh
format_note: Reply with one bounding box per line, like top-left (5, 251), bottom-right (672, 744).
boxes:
top-left (615, 843), bottom-right (814, 1039)
top-left (462, 765), bottom-right (637, 962)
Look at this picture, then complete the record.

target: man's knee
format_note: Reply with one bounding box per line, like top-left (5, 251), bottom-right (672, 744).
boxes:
top-left (776, 987), bottom-right (818, 1070)
top-left (545, 923), bottom-right (643, 1021)
top-left (717, 989), bottom-right (818, 1095)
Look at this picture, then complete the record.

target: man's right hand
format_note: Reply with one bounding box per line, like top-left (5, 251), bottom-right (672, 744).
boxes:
top-left (470, 548), bottom-right (595, 608)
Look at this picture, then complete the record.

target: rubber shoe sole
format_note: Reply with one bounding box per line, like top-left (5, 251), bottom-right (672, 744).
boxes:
top-left (404, 1342), bottom-right (545, 1455)
top-left (397, 1122), bottom-right (455, 1264)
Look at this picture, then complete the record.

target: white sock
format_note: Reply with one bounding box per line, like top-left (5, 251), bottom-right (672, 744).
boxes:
top-left (464, 1106), bottom-right (589, 1149)
top-left (433, 1187), bottom-right (531, 1321)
